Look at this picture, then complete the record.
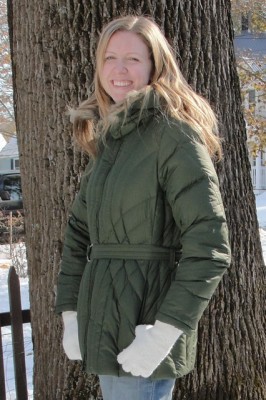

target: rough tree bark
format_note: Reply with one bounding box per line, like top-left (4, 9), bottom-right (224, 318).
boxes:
top-left (8, 0), bottom-right (266, 399)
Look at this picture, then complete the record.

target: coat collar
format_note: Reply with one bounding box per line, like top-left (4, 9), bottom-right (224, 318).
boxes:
top-left (109, 88), bottom-right (161, 139)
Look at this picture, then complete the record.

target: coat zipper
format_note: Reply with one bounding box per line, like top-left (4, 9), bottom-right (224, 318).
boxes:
top-left (97, 139), bottom-right (123, 236)
top-left (82, 255), bottom-right (96, 370)
top-left (82, 139), bottom-right (122, 370)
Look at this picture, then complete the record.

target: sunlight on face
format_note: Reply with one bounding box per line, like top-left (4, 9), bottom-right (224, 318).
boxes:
top-left (101, 31), bottom-right (152, 103)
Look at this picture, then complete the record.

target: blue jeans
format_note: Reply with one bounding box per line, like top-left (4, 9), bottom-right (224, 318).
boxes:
top-left (99, 375), bottom-right (175, 400)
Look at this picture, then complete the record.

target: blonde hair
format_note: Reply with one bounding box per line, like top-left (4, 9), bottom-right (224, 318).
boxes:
top-left (71, 15), bottom-right (221, 159)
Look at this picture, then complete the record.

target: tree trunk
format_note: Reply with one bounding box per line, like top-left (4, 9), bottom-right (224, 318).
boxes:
top-left (8, 0), bottom-right (266, 399)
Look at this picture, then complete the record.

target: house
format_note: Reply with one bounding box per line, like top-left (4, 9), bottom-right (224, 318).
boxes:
top-left (0, 134), bottom-right (7, 151)
top-left (234, 29), bottom-right (266, 194)
top-left (0, 136), bottom-right (22, 208)
top-left (0, 136), bottom-right (20, 173)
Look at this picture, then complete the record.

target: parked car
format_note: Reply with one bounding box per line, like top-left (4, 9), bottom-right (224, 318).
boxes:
top-left (0, 173), bottom-right (23, 212)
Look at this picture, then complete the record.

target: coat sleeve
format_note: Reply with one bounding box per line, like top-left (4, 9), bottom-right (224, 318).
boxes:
top-left (156, 121), bottom-right (231, 335)
top-left (55, 168), bottom-right (91, 314)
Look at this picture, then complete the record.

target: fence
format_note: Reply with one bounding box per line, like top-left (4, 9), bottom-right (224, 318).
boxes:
top-left (0, 266), bottom-right (31, 400)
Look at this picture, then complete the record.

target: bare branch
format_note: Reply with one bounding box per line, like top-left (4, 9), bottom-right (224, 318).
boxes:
top-left (0, 98), bottom-right (14, 120)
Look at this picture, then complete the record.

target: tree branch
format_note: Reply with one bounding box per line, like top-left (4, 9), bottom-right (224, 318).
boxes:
top-left (0, 98), bottom-right (14, 120)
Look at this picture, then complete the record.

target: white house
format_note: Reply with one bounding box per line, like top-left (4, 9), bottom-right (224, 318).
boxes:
top-left (0, 136), bottom-right (20, 173)
top-left (234, 31), bottom-right (266, 194)
top-left (0, 134), bottom-right (7, 151)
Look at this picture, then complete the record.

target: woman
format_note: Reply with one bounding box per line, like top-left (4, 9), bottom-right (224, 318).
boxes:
top-left (56, 15), bottom-right (231, 400)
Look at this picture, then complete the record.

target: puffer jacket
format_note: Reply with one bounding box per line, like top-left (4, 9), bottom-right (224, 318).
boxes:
top-left (55, 90), bottom-right (231, 380)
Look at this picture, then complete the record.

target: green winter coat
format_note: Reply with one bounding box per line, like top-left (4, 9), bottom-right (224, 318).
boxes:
top-left (55, 90), bottom-right (231, 380)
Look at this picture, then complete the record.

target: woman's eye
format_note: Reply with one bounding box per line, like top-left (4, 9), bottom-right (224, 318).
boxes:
top-left (105, 56), bottom-right (115, 61)
top-left (128, 57), bottom-right (139, 62)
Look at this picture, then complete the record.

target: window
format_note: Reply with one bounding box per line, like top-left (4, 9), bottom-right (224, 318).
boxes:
top-left (0, 174), bottom-right (22, 200)
top-left (10, 158), bottom-right (20, 170)
top-left (248, 89), bottom-right (256, 115)
top-left (249, 89), bottom-right (255, 104)
top-left (14, 159), bottom-right (20, 170)
top-left (241, 12), bottom-right (251, 32)
top-left (241, 14), bottom-right (249, 31)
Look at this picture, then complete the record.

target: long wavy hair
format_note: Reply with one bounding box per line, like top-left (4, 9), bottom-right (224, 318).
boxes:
top-left (70, 15), bottom-right (221, 159)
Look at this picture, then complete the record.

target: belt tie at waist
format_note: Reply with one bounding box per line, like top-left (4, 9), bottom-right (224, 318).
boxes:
top-left (87, 244), bottom-right (181, 264)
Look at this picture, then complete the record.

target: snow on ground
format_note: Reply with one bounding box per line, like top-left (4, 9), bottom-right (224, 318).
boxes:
top-left (256, 192), bottom-right (266, 261)
top-left (1, 191), bottom-right (266, 398)
top-left (256, 191), bottom-right (266, 229)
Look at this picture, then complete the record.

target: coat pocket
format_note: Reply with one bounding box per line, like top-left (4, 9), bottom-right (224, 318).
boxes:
top-left (137, 260), bottom-right (174, 324)
top-left (171, 329), bottom-right (198, 377)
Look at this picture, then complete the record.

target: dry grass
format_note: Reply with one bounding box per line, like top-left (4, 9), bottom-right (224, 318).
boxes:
top-left (0, 210), bottom-right (25, 245)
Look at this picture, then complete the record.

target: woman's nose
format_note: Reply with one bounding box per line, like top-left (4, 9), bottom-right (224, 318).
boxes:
top-left (114, 60), bottom-right (127, 73)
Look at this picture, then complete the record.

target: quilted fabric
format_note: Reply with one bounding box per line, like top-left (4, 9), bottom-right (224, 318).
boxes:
top-left (55, 90), bottom-right (231, 379)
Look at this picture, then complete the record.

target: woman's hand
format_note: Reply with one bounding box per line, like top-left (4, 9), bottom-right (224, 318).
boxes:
top-left (117, 320), bottom-right (182, 377)
top-left (62, 311), bottom-right (82, 360)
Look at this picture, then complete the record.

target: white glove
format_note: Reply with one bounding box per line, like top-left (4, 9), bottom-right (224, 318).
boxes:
top-left (62, 311), bottom-right (82, 360)
top-left (117, 320), bottom-right (182, 377)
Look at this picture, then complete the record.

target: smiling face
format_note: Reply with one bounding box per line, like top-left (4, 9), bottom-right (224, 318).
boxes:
top-left (100, 30), bottom-right (153, 103)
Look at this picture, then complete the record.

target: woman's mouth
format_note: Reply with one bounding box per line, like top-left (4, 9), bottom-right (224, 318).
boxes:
top-left (112, 80), bottom-right (132, 87)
